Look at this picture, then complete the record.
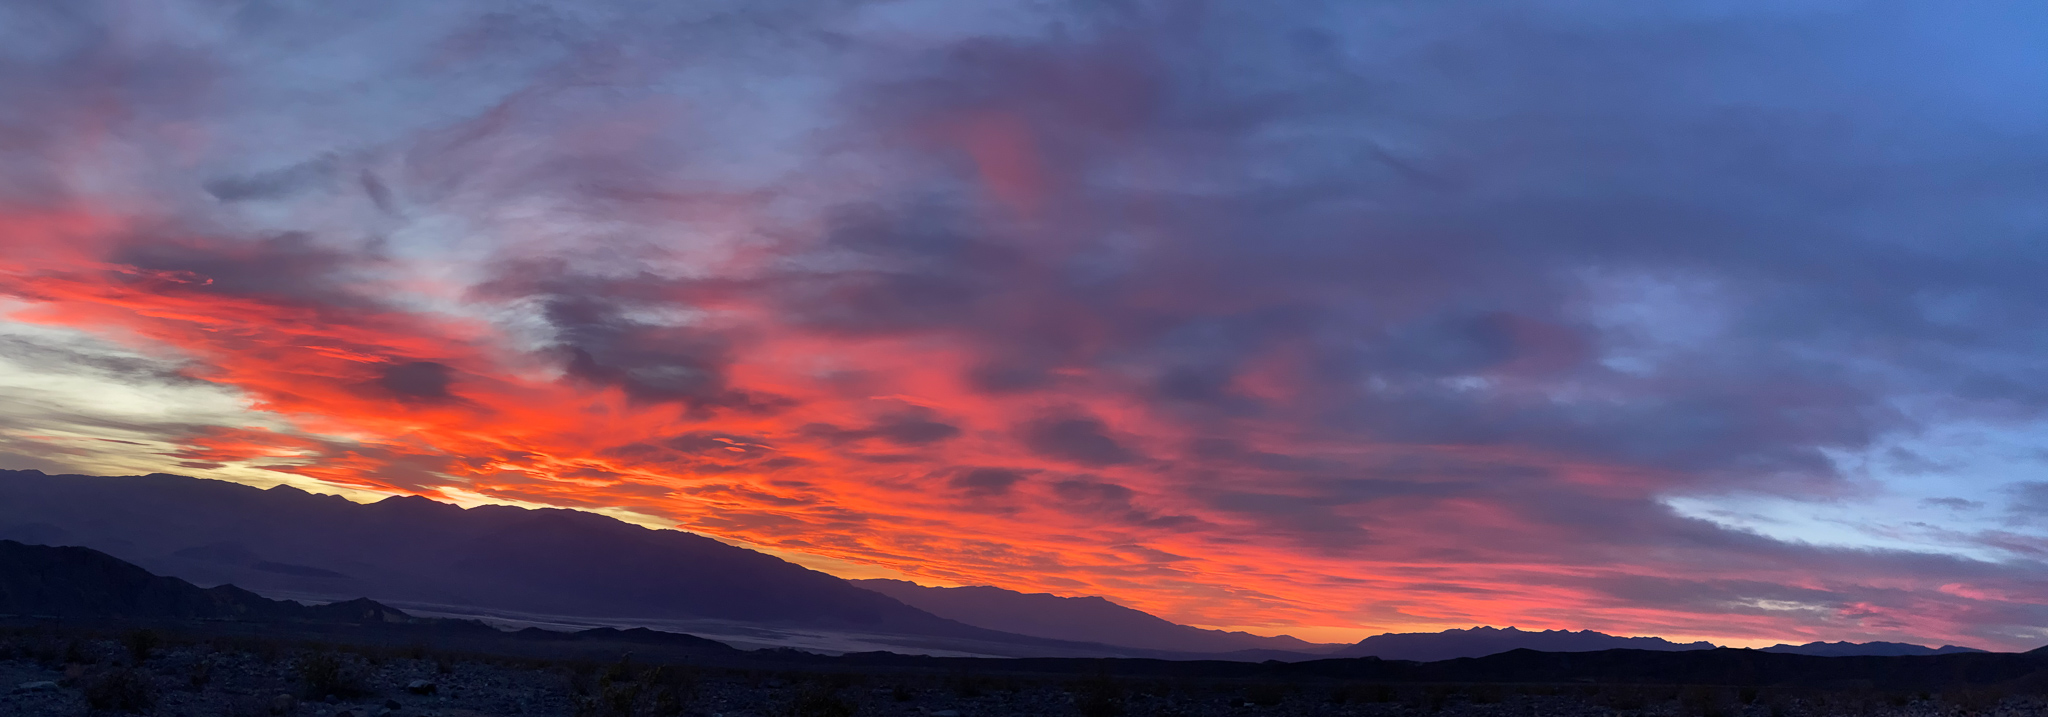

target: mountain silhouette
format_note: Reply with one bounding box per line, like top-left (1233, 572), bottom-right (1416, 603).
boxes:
top-left (5, 470), bottom-right (2014, 661)
top-left (1334, 626), bottom-right (1717, 661)
top-left (11, 538), bottom-right (2044, 687)
top-left (0, 539), bottom-right (408, 623)
top-left (855, 578), bottom-right (1332, 655)
top-left (1761, 641), bottom-right (1986, 657)
top-left (1332, 628), bottom-right (1997, 661)
top-left (0, 470), bottom-right (1031, 640)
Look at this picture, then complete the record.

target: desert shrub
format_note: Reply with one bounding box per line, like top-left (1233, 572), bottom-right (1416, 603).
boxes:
top-left (949, 673), bottom-right (988, 698)
top-left (64, 638), bottom-right (94, 665)
top-left (84, 667), bottom-right (157, 713)
top-left (603, 654), bottom-right (638, 684)
top-left (1838, 688), bottom-right (1881, 717)
top-left (1679, 685), bottom-right (1736, 717)
top-left (27, 638), bottom-right (60, 667)
top-left (2012, 670), bottom-right (2048, 697)
top-left (1468, 684), bottom-right (1505, 704)
top-left (1330, 682), bottom-right (1399, 704)
top-left (566, 661), bottom-right (600, 697)
top-left (1074, 673), bottom-right (1125, 717)
top-left (1762, 689), bottom-right (1796, 717)
top-left (187, 658), bottom-right (213, 691)
top-left (1946, 686), bottom-right (2008, 715)
top-left (642, 666), bottom-right (699, 716)
top-left (242, 636), bottom-right (283, 664)
top-left (124, 629), bottom-right (160, 665)
top-left (891, 683), bottom-right (915, 702)
top-left (216, 694), bottom-right (278, 717)
top-left (1678, 685), bottom-right (1706, 714)
top-left (1243, 682), bottom-right (1287, 707)
top-left (298, 651), bottom-right (369, 700)
top-left (1412, 685), bottom-right (1455, 713)
top-left (783, 684), bottom-right (855, 717)
top-left (573, 660), bottom-right (697, 717)
top-left (1602, 684), bottom-right (1648, 711)
top-left (578, 682), bottom-right (639, 717)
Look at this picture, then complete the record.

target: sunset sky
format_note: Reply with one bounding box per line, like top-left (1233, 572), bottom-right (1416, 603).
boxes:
top-left (3, 1), bottom-right (2047, 651)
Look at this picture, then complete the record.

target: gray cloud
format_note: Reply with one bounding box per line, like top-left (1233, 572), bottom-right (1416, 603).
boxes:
top-left (1923, 497), bottom-right (1987, 512)
top-left (1019, 415), bottom-right (1137, 467)
top-left (948, 467), bottom-right (1027, 497)
top-left (372, 361), bottom-right (457, 403)
top-left (205, 155), bottom-right (340, 202)
top-left (800, 410), bottom-right (962, 447)
top-left (2009, 483), bottom-right (2048, 525)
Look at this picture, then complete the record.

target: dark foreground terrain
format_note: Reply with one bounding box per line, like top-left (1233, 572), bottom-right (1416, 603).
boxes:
top-left (3, 539), bottom-right (2045, 717)
top-left (2, 625), bottom-right (2046, 717)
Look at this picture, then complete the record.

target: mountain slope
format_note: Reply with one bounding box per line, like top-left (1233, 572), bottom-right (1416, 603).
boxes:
top-left (856, 579), bottom-right (1330, 655)
top-left (1760, 641), bottom-right (1985, 657)
top-left (0, 470), bottom-right (1009, 638)
top-left (0, 539), bottom-right (407, 623)
top-left (1334, 626), bottom-right (1716, 661)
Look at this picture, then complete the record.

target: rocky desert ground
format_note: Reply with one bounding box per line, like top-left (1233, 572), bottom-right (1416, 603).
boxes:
top-left (2, 630), bottom-right (2043, 717)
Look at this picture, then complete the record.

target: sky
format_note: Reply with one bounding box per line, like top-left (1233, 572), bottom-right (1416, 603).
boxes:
top-left (2, 0), bottom-right (2047, 651)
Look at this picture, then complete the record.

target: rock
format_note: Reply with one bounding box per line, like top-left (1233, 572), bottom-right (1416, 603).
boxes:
top-left (406, 679), bottom-right (437, 695)
top-left (932, 711), bottom-right (961, 717)
top-left (337, 710), bottom-right (357, 717)
top-left (385, 699), bottom-right (402, 710)
top-left (272, 693), bottom-right (298, 714)
top-left (13, 681), bottom-right (58, 693)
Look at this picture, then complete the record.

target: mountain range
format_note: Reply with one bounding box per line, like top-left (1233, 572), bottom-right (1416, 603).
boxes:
top-left (1761, 641), bottom-right (1986, 657)
top-left (0, 539), bottom-right (406, 624)
top-left (854, 581), bottom-right (1997, 661)
top-left (0, 469), bottom-right (1116, 658)
top-left (1332, 626), bottom-right (1716, 662)
top-left (5, 537), bottom-right (2043, 693)
top-left (855, 578), bottom-right (1328, 655)
top-left (0, 469), bottom-right (2000, 661)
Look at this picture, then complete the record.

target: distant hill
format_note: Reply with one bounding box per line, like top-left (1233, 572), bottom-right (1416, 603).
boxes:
top-left (1287, 647), bottom-right (2048, 690)
top-left (1334, 626), bottom-right (1716, 661)
top-left (1331, 628), bottom-right (1998, 662)
top-left (0, 470), bottom-right (1045, 644)
top-left (0, 538), bottom-right (748, 662)
top-left (0, 539), bottom-right (406, 623)
top-left (1761, 641), bottom-right (1986, 657)
top-left (855, 579), bottom-right (1331, 655)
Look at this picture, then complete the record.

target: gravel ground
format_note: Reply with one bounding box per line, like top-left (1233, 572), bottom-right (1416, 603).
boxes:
top-left (1, 635), bottom-right (2042, 717)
